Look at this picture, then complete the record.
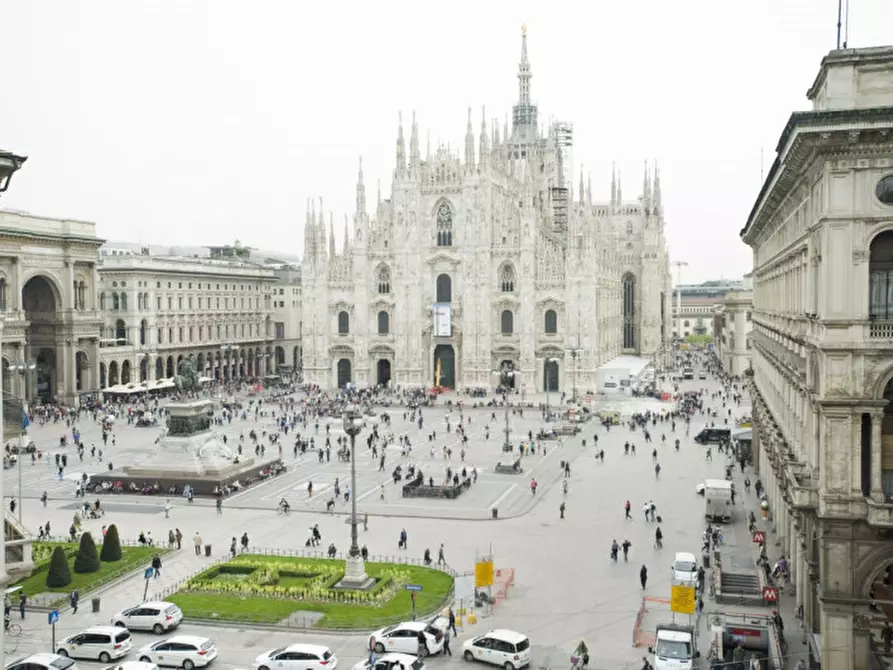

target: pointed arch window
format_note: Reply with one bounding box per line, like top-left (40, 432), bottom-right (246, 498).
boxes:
top-left (377, 266), bottom-right (391, 294)
top-left (500, 309), bottom-right (514, 335)
top-left (622, 273), bottom-right (636, 349)
top-left (377, 310), bottom-right (390, 335)
top-left (499, 264), bottom-right (515, 293)
top-left (544, 309), bottom-right (558, 334)
top-left (436, 274), bottom-right (452, 303)
top-left (337, 310), bottom-right (350, 335)
top-left (436, 202), bottom-right (453, 247)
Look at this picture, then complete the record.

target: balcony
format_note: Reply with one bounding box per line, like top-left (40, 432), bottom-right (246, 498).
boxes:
top-left (786, 461), bottom-right (818, 510)
top-left (868, 321), bottom-right (893, 339)
top-left (866, 498), bottom-right (893, 528)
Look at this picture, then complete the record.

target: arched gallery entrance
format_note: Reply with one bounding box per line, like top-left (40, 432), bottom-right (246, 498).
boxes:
top-left (433, 345), bottom-right (455, 389)
top-left (544, 359), bottom-right (559, 392)
top-left (99, 362), bottom-right (107, 390)
top-left (376, 359), bottom-right (392, 387)
top-left (23, 275), bottom-right (60, 402)
top-left (500, 359), bottom-right (517, 390)
top-left (337, 359), bottom-right (352, 389)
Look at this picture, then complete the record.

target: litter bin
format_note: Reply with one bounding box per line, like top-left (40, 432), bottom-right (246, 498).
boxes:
top-left (91, 598), bottom-right (100, 613)
top-left (204, 544), bottom-right (212, 557)
top-left (702, 553), bottom-right (711, 569)
top-left (582, 440), bottom-right (586, 447)
top-left (491, 508), bottom-right (498, 519)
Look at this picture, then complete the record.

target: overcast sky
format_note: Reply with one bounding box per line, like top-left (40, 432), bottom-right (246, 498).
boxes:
top-left (2, 0), bottom-right (891, 283)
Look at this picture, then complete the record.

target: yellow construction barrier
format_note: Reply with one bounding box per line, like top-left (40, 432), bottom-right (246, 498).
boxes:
top-left (467, 612), bottom-right (477, 625)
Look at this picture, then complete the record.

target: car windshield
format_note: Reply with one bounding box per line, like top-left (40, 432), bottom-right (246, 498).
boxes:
top-left (410, 661), bottom-right (425, 670)
top-left (381, 625), bottom-right (399, 635)
top-left (268, 649), bottom-right (286, 658)
top-left (201, 641), bottom-right (215, 651)
top-left (165, 606), bottom-right (181, 615)
top-left (655, 639), bottom-right (692, 659)
top-left (515, 638), bottom-right (530, 652)
top-left (676, 561), bottom-right (696, 572)
top-left (425, 625), bottom-right (440, 635)
top-left (323, 651), bottom-right (333, 661)
top-left (50, 659), bottom-right (77, 670)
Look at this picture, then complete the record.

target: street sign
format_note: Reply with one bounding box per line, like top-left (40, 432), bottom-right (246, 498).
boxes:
top-left (752, 531), bottom-right (765, 544)
top-left (762, 586), bottom-right (779, 602)
top-left (48, 609), bottom-right (59, 625)
top-left (404, 584), bottom-right (423, 592)
top-left (144, 567), bottom-right (154, 580)
top-left (670, 585), bottom-right (696, 614)
top-left (475, 560), bottom-right (494, 588)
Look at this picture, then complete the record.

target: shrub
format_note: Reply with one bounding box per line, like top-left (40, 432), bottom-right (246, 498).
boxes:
top-left (74, 532), bottom-right (100, 573)
top-left (46, 546), bottom-right (72, 588)
top-left (101, 525), bottom-right (122, 562)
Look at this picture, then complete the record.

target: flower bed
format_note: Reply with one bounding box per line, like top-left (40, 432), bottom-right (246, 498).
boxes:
top-left (168, 554), bottom-right (454, 628)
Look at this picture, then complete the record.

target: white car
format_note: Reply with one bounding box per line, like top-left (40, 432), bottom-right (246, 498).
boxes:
top-left (352, 653), bottom-right (424, 670)
top-left (254, 644), bottom-right (337, 670)
top-left (672, 552), bottom-right (698, 585)
top-left (369, 620), bottom-right (445, 657)
top-left (6, 654), bottom-right (78, 670)
top-left (138, 636), bottom-right (217, 669)
top-left (462, 630), bottom-right (531, 670)
top-left (104, 664), bottom-right (160, 670)
top-left (112, 602), bottom-right (183, 635)
top-left (57, 626), bottom-right (133, 662)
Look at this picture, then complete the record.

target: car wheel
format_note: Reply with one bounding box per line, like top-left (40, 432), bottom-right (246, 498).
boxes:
top-left (463, 651), bottom-right (475, 662)
top-left (114, 621), bottom-right (126, 627)
top-left (183, 660), bottom-right (195, 670)
top-left (374, 643), bottom-right (385, 653)
top-left (99, 652), bottom-right (111, 663)
top-left (55, 649), bottom-right (69, 658)
top-left (153, 623), bottom-right (165, 635)
top-left (504, 663), bottom-right (515, 670)
top-left (140, 657), bottom-right (153, 664)
top-left (259, 666), bottom-right (270, 670)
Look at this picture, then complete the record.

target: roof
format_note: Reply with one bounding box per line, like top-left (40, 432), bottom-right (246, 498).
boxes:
top-left (160, 635), bottom-right (211, 645)
top-left (741, 106), bottom-right (893, 241)
top-left (674, 551), bottom-right (697, 563)
top-left (284, 644), bottom-right (332, 653)
top-left (482, 629), bottom-right (528, 643)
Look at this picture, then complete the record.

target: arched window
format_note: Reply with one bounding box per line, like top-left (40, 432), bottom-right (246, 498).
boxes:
top-left (337, 310), bottom-right (350, 334)
top-left (140, 319), bottom-right (147, 346)
top-left (377, 310), bottom-right (390, 335)
top-left (626, 221), bottom-right (634, 236)
top-left (112, 293), bottom-right (120, 310)
top-left (115, 319), bottom-right (126, 342)
top-left (683, 320), bottom-right (690, 327)
top-left (501, 310), bottom-right (514, 335)
top-left (377, 266), bottom-right (391, 294)
top-left (870, 231), bottom-right (893, 319)
top-left (120, 292), bottom-right (128, 311)
top-left (436, 274), bottom-right (452, 303)
top-left (499, 264), bottom-right (515, 293)
top-left (436, 202), bottom-right (453, 247)
top-left (622, 273), bottom-right (636, 349)
top-left (544, 309), bottom-right (558, 334)
top-left (99, 292), bottom-right (106, 311)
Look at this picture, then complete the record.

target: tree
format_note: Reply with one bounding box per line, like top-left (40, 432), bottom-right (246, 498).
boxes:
top-left (46, 546), bottom-right (72, 588)
top-left (74, 532), bottom-right (100, 573)
top-left (100, 524), bottom-right (122, 562)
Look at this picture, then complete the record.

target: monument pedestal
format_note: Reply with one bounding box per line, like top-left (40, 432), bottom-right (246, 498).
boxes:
top-left (334, 555), bottom-right (377, 591)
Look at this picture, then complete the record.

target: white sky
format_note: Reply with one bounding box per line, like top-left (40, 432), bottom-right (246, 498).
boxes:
top-left (2, 0), bottom-right (891, 283)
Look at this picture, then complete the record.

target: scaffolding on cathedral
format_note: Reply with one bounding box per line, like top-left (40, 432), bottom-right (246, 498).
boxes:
top-left (551, 121), bottom-right (573, 232)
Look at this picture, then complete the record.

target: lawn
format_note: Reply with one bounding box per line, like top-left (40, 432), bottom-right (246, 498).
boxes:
top-left (168, 554), bottom-right (454, 629)
top-left (16, 541), bottom-right (160, 599)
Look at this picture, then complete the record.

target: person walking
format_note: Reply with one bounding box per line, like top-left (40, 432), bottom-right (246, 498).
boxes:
top-left (164, 499), bottom-right (171, 519)
top-left (151, 555), bottom-right (162, 578)
top-left (69, 589), bottom-right (80, 614)
top-left (193, 532), bottom-right (203, 556)
top-left (559, 501), bottom-right (566, 519)
top-left (175, 528), bottom-right (183, 550)
top-left (639, 565), bottom-right (648, 590)
top-left (18, 592), bottom-right (26, 619)
top-left (437, 543), bottom-right (446, 566)
top-left (448, 608), bottom-right (458, 635)
top-left (625, 500), bottom-right (632, 519)
top-left (442, 628), bottom-right (452, 656)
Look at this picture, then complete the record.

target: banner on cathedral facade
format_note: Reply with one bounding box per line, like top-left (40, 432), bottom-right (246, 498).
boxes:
top-left (433, 303), bottom-right (452, 337)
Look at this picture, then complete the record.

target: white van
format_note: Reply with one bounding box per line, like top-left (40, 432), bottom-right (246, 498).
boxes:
top-left (672, 552), bottom-right (698, 585)
top-left (462, 629), bottom-right (531, 670)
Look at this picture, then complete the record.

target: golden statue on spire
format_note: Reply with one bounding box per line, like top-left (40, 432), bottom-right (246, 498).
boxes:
top-left (521, 23), bottom-right (527, 37)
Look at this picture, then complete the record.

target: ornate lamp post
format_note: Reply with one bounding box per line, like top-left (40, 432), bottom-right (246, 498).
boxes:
top-left (499, 362), bottom-right (516, 451)
top-left (338, 406), bottom-right (373, 588)
top-left (0, 150), bottom-right (27, 194)
top-left (7, 360), bottom-right (36, 522)
top-left (567, 339), bottom-right (583, 404)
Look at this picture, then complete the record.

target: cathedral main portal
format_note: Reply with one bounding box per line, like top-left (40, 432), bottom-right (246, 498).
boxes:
top-left (433, 345), bottom-right (455, 389)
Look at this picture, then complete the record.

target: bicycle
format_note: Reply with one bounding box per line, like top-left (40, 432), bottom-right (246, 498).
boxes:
top-left (5, 623), bottom-right (21, 637)
top-left (276, 505), bottom-right (292, 516)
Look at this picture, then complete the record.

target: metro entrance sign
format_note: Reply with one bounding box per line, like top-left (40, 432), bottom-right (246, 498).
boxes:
top-left (762, 586), bottom-right (779, 602)
top-left (752, 531), bottom-right (765, 544)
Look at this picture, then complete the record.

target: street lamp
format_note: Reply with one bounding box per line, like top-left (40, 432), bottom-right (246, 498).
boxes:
top-left (338, 406), bottom-right (373, 588)
top-left (499, 362), bottom-right (516, 451)
top-left (567, 339), bottom-right (583, 404)
top-left (8, 360), bottom-right (36, 523)
top-left (0, 150), bottom-right (27, 195)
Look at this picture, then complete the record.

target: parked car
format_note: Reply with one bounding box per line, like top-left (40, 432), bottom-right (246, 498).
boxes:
top-left (253, 644), bottom-right (337, 670)
top-left (352, 653), bottom-right (424, 670)
top-left (112, 602), bottom-right (183, 635)
top-left (57, 626), bottom-right (133, 662)
top-left (462, 630), bottom-right (531, 670)
top-left (693, 428), bottom-right (730, 445)
top-left (6, 655), bottom-right (78, 670)
top-left (137, 636), bottom-right (217, 669)
top-left (368, 619), bottom-right (447, 657)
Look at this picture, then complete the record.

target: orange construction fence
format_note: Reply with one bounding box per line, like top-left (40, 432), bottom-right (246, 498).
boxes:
top-left (632, 596), bottom-right (670, 648)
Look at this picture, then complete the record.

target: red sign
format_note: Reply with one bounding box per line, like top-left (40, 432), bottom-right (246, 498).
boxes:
top-left (752, 531), bottom-right (765, 544)
top-left (762, 586), bottom-right (779, 602)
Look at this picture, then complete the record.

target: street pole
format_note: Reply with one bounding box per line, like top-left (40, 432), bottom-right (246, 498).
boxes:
top-left (348, 431), bottom-right (359, 558)
top-left (500, 364), bottom-right (514, 450)
top-left (339, 407), bottom-right (370, 588)
top-left (571, 351), bottom-right (578, 404)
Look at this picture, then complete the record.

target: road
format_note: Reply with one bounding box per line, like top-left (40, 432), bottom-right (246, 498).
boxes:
top-left (5, 371), bottom-right (754, 670)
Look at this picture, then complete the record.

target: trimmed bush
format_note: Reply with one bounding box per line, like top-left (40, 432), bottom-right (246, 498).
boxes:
top-left (74, 532), bottom-right (100, 573)
top-left (46, 546), bottom-right (72, 588)
top-left (101, 525), bottom-right (122, 562)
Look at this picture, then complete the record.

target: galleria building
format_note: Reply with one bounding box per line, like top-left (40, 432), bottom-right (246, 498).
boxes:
top-left (301, 29), bottom-right (673, 392)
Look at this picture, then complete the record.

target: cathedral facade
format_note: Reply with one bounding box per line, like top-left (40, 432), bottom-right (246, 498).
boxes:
top-left (301, 29), bottom-right (673, 393)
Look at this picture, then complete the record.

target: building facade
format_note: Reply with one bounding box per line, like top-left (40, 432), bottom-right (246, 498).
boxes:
top-left (97, 246), bottom-right (280, 387)
top-left (0, 210), bottom-right (103, 405)
top-left (270, 265), bottom-right (303, 377)
top-left (301, 29), bottom-right (673, 391)
top-left (671, 280), bottom-right (743, 339)
top-left (712, 278), bottom-right (753, 376)
top-left (741, 46), bottom-right (893, 670)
